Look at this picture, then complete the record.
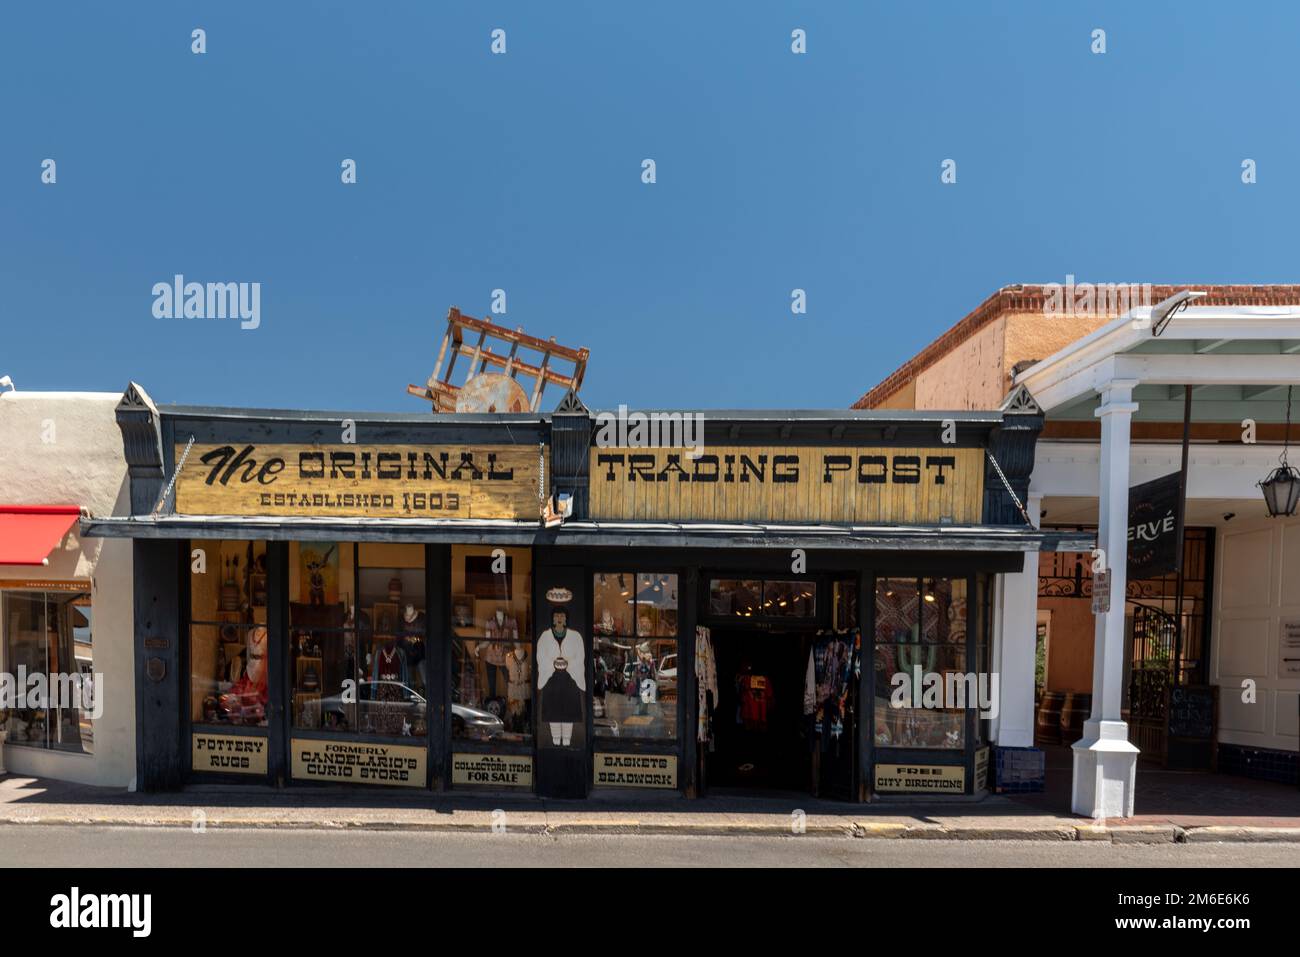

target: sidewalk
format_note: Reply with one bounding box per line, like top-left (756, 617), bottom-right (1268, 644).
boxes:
top-left (3, 772), bottom-right (1299, 843)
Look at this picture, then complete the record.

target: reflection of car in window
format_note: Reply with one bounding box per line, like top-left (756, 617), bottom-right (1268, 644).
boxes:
top-left (657, 654), bottom-right (677, 696)
top-left (319, 682), bottom-right (505, 739)
top-left (447, 687), bottom-right (508, 739)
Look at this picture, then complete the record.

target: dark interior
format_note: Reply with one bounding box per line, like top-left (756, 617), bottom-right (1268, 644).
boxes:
top-left (709, 628), bottom-right (817, 791)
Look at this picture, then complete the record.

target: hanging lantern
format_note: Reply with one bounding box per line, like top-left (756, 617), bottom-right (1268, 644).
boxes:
top-left (1260, 386), bottom-right (1300, 517)
top-left (1260, 464), bottom-right (1300, 517)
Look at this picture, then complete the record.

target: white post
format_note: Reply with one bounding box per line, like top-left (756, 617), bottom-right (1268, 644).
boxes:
top-left (1072, 380), bottom-right (1141, 818)
top-left (994, 492), bottom-right (1043, 748)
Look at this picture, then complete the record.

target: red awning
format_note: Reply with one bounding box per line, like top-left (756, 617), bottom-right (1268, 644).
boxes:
top-left (0, 506), bottom-right (81, 566)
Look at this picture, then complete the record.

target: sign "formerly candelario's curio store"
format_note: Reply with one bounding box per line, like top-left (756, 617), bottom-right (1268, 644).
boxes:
top-left (174, 443), bottom-right (546, 519)
top-left (590, 446), bottom-right (983, 524)
top-left (291, 738), bottom-right (426, 787)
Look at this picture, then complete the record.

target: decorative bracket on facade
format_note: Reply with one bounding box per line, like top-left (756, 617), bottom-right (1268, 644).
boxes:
top-left (1000, 384), bottom-right (1043, 416)
top-left (984, 385), bottom-right (1045, 526)
top-left (550, 390), bottom-right (592, 519)
top-left (553, 389), bottom-right (590, 416)
top-left (116, 382), bottom-right (167, 515)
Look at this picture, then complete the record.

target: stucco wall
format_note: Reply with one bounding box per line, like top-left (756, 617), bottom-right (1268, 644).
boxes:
top-left (913, 317), bottom-right (1008, 410)
top-left (901, 311), bottom-right (1114, 412)
top-left (0, 392), bottom-right (136, 787)
top-left (1002, 311), bottom-right (1111, 382)
top-left (1212, 511), bottom-right (1300, 754)
top-left (875, 380), bottom-right (917, 410)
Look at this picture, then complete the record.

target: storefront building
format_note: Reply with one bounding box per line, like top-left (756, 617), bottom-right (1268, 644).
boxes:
top-left (83, 383), bottom-right (1087, 800)
top-left (854, 283), bottom-right (1300, 816)
top-left (0, 389), bottom-right (136, 787)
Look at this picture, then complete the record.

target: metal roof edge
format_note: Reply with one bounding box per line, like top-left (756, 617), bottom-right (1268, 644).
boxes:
top-left (81, 516), bottom-right (1092, 553)
top-left (154, 404), bottom-right (1008, 425)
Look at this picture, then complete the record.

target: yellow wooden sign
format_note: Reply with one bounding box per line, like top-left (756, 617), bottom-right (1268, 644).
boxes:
top-left (593, 752), bottom-right (678, 788)
top-left (590, 446), bottom-right (983, 524)
top-left (291, 738), bottom-right (426, 787)
top-left (874, 763), bottom-right (965, 794)
top-left (174, 443), bottom-right (544, 520)
top-left (191, 732), bottom-right (268, 775)
top-left (451, 752), bottom-right (534, 787)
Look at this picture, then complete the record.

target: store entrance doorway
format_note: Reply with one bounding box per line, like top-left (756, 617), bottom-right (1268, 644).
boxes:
top-left (708, 628), bottom-right (856, 798)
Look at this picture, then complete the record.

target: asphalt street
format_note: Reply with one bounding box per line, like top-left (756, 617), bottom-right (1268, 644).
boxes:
top-left (2, 825), bottom-right (1299, 867)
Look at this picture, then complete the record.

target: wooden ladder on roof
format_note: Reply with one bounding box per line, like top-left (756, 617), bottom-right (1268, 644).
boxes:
top-left (407, 307), bottom-right (590, 413)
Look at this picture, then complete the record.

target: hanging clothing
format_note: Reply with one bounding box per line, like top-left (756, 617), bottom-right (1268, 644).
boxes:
top-left (505, 646), bottom-right (531, 728)
top-left (371, 643), bottom-right (408, 685)
top-left (695, 626), bottom-right (718, 742)
top-left (370, 643), bottom-right (408, 735)
top-left (483, 614), bottom-right (519, 642)
top-left (505, 647), bottom-right (532, 702)
top-left (804, 630), bottom-right (858, 745)
top-left (481, 614), bottom-right (518, 666)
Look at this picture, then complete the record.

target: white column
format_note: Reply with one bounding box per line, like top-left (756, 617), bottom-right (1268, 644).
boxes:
top-left (994, 492), bottom-right (1042, 748)
top-left (1072, 380), bottom-right (1141, 818)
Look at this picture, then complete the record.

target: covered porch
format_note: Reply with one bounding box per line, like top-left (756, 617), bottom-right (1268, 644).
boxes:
top-left (996, 298), bottom-right (1300, 817)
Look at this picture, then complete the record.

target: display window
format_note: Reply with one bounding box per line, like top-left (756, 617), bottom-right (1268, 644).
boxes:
top-left (872, 576), bottom-right (967, 749)
top-left (0, 589), bottom-right (94, 752)
top-left (287, 542), bottom-right (429, 739)
top-left (189, 540), bottom-right (270, 728)
top-left (708, 577), bottom-right (816, 620)
top-left (450, 545), bottom-right (530, 744)
top-left (591, 572), bottom-right (678, 741)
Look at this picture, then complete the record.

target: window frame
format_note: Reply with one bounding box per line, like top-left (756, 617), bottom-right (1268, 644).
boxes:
top-left (0, 586), bottom-right (95, 754)
top-left (867, 572), bottom-right (982, 796)
top-left (448, 545), bottom-right (534, 758)
top-left (590, 569), bottom-right (684, 751)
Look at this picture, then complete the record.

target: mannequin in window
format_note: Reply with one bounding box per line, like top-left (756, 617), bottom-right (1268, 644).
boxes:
top-left (221, 625), bottom-right (269, 724)
top-left (399, 603), bottom-right (426, 692)
top-left (537, 606), bottom-right (585, 747)
top-left (370, 634), bottom-right (408, 735)
top-left (505, 641), bottom-right (532, 732)
top-left (478, 609), bottom-right (517, 703)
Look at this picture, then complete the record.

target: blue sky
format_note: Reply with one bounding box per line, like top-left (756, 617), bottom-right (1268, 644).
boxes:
top-left (2, 1), bottom-right (1298, 412)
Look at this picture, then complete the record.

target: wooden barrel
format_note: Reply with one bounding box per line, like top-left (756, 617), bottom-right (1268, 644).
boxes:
top-left (1035, 692), bottom-right (1065, 745)
top-left (1059, 692), bottom-right (1092, 744)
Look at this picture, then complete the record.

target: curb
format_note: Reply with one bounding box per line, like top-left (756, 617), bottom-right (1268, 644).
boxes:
top-left (1183, 826), bottom-right (1300, 844)
top-left (1105, 825), bottom-right (1183, 845)
top-left (2, 815), bottom-right (1297, 841)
